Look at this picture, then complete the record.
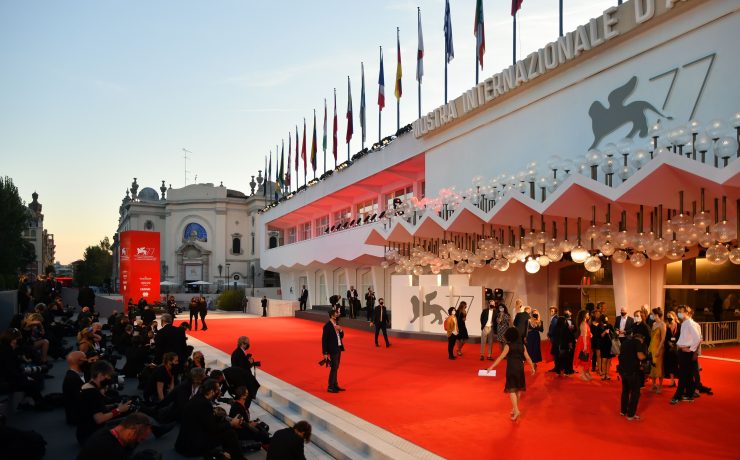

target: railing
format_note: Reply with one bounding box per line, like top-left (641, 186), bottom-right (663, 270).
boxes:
top-left (699, 321), bottom-right (740, 347)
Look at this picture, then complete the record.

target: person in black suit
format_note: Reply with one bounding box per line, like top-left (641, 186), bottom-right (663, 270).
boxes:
top-left (62, 350), bottom-right (87, 425)
top-left (266, 421), bottom-right (312, 460)
top-left (321, 309), bottom-right (345, 393)
top-left (231, 336), bottom-right (254, 370)
top-left (372, 298), bottom-right (391, 348)
top-left (188, 297), bottom-right (199, 331)
top-left (198, 295), bottom-right (208, 331)
top-left (556, 309), bottom-right (576, 375)
top-left (299, 286), bottom-right (309, 311)
top-left (261, 296), bottom-right (268, 317)
top-left (513, 305), bottom-right (531, 344)
top-left (174, 379), bottom-right (245, 460)
top-left (615, 306), bottom-right (635, 344)
top-left (346, 286), bottom-right (359, 319)
top-left (547, 306), bottom-right (560, 372)
top-left (154, 313), bottom-right (187, 364)
top-left (365, 287), bottom-right (376, 321)
top-left (157, 367), bottom-right (207, 422)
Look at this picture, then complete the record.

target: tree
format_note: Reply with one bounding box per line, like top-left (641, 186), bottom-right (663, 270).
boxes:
top-left (74, 237), bottom-right (113, 289)
top-left (0, 177), bottom-right (35, 289)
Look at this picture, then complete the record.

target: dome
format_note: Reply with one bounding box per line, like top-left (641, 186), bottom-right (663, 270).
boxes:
top-left (138, 187), bottom-right (159, 201)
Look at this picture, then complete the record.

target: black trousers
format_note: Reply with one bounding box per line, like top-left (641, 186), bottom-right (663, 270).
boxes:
top-left (328, 351), bottom-right (341, 389)
top-left (620, 372), bottom-right (641, 417)
top-left (447, 334), bottom-right (457, 358)
top-left (374, 323), bottom-right (389, 346)
top-left (189, 311), bottom-right (199, 330)
top-left (673, 350), bottom-right (697, 400)
top-left (199, 311), bottom-right (207, 329)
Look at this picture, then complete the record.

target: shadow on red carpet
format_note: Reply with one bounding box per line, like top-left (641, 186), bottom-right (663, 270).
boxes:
top-left (188, 317), bottom-right (739, 460)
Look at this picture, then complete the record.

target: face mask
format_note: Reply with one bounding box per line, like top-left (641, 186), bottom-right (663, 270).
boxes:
top-left (565, 314), bottom-right (571, 319)
top-left (621, 312), bottom-right (627, 317)
top-left (533, 314), bottom-right (539, 319)
top-left (634, 317), bottom-right (641, 323)
top-left (678, 313), bottom-right (685, 320)
top-left (649, 314), bottom-right (654, 320)
top-left (499, 308), bottom-right (504, 312)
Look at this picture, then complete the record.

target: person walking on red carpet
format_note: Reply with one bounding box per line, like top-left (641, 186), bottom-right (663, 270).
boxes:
top-left (487, 327), bottom-right (536, 421)
top-left (372, 298), bottom-right (391, 348)
top-left (444, 307), bottom-right (458, 360)
top-left (574, 310), bottom-right (592, 381)
top-left (322, 309), bottom-right (345, 393)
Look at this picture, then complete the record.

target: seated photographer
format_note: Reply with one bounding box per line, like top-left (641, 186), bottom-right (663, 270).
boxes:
top-left (146, 352), bottom-right (178, 403)
top-left (122, 334), bottom-right (152, 378)
top-left (21, 312), bottom-right (50, 365)
top-left (63, 350), bottom-right (89, 425)
top-left (77, 412), bottom-right (152, 460)
top-left (182, 350), bottom-right (207, 377)
top-left (266, 421), bottom-right (312, 460)
top-left (153, 313), bottom-right (187, 365)
top-left (158, 367), bottom-right (206, 422)
top-left (76, 360), bottom-right (132, 444)
top-left (230, 336), bottom-right (256, 370)
top-left (0, 328), bottom-right (43, 409)
top-left (175, 378), bottom-right (245, 460)
top-left (221, 366), bottom-right (260, 409)
top-left (228, 386), bottom-right (270, 445)
top-left (77, 327), bottom-right (101, 356)
top-left (141, 305), bottom-right (156, 328)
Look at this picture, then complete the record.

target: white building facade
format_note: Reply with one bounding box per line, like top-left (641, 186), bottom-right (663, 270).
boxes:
top-left (259, 0), bottom-right (739, 332)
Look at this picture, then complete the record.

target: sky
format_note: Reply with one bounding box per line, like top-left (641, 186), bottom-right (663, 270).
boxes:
top-left (0, 0), bottom-right (616, 264)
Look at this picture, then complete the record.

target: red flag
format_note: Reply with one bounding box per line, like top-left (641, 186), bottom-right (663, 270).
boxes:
top-left (511, 0), bottom-right (523, 16)
top-left (332, 89), bottom-right (338, 161)
top-left (301, 118), bottom-right (307, 174)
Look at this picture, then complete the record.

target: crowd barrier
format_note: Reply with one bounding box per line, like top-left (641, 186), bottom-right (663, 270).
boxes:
top-left (699, 321), bottom-right (740, 347)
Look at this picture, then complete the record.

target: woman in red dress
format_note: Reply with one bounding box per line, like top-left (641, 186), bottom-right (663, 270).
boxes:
top-left (573, 310), bottom-right (592, 381)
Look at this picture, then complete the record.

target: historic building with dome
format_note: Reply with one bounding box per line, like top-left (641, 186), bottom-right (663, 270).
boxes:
top-left (112, 172), bottom-right (278, 294)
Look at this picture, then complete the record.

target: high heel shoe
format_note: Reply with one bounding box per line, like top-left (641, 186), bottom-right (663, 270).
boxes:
top-left (511, 411), bottom-right (520, 421)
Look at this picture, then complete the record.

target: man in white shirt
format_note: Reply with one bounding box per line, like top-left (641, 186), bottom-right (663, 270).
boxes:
top-left (615, 306), bottom-right (634, 344)
top-left (480, 300), bottom-right (496, 361)
top-left (670, 306), bottom-right (702, 405)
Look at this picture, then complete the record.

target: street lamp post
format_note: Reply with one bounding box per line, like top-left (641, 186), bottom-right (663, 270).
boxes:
top-left (217, 264), bottom-right (223, 292)
top-left (225, 263), bottom-right (230, 290)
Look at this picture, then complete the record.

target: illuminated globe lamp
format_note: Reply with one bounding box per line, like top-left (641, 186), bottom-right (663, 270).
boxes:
top-left (665, 239), bottom-right (685, 261)
top-left (600, 240), bottom-right (616, 257)
top-left (525, 256), bottom-right (541, 274)
top-left (612, 249), bottom-right (628, 264)
top-left (705, 243), bottom-right (730, 265)
top-left (729, 247), bottom-right (740, 265)
top-left (629, 252), bottom-right (648, 268)
top-left (570, 245), bottom-right (590, 264)
top-left (584, 254), bottom-right (602, 273)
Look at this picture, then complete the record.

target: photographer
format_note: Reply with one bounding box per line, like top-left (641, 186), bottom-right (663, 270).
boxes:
top-left (221, 366), bottom-right (260, 409)
top-left (77, 412), bottom-right (152, 460)
top-left (321, 309), bottom-right (344, 393)
top-left (146, 352), bottom-right (178, 403)
top-left (63, 350), bottom-right (88, 425)
top-left (230, 336), bottom-right (259, 371)
top-left (0, 328), bottom-right (44, 409)
top-left (175, 379), bottom-right (245, 460)
top-left (266, 421), bottom-right (312, 460)
top-left (228, 386), bottom-right (270, 445)
top-left (76, 360), bottom-right (132, 444)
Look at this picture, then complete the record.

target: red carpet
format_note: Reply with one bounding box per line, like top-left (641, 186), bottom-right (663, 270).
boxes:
top-left (189, 318), bottom-right (739, 460)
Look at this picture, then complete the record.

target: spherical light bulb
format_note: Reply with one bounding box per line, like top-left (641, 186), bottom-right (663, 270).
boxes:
top-left (630, 252), bottom-right (647, 268)
top-left (559, 239), bottom-right (576, 253)
top-left (600, 241), bottom-right (616, 256)
top-left (705, 244), bottom-right (729, 265)
top-left (711, 221), bottom-right (736, 243)
top-left (412, 265), bottom-right (424, 276)
top-left (525, 257), bottom-right (541, 274)
top-left (570, 246), bottom-right (590, 264)
top-left (665, 240), bottom-right (685, 260)
top-left (612, 250), bottom-right (628, 264)
top-left (584, 255), bottom-right (602, 273)
top-left (498, 259), bottom-right (510, 272)
top-left (647, 246), bottom-right (666, 261)
top-left (698, 232), bottom-right (713, 248)
top-left (537, 255), bottom-right (551, 267)
top-left (729, 247), bottom-right (740, 265)
top-left (380, 260), bottom-right (390, 269)
top-left (614, 231), bottom-right (631, 249)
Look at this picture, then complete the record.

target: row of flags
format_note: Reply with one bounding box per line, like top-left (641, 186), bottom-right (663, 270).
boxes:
top-left (265, 0), bottom-right (526, 199)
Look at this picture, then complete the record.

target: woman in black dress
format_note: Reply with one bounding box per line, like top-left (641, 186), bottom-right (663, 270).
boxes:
top-left (663, 310), bottom-right (680, 387)
top-left (525, 309), bottom-right (544, 370)
top-left (455, 302), bottom-right (469, 357)
top-left (598, 315), bottom-right (615, 380)
top-left (487, 327), bottom-right (536, 421)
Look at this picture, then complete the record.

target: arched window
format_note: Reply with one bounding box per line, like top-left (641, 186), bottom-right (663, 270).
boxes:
top-left (269, 236), bottom-right (277, 249)
top-left (232, 237), bottom-right (241, 254)
top-left (183, 222), bottom-right (207, 242)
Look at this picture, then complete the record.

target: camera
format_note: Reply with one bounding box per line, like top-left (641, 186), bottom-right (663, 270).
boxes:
top-left (246, 353), bottom-right (261, 368)
top-left (121, 395), bottom-right (142, 412)
top-left (318, 358), bottom-right (331, 367)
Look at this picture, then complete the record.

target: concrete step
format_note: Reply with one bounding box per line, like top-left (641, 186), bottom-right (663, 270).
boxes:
top-left (189, 335), bottom-right (443, 460)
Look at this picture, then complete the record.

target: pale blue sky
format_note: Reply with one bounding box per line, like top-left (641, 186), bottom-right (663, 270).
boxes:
top-left (0, 0), bottom-right (615, 263)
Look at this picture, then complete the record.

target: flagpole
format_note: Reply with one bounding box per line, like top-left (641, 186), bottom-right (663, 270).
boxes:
top-left (444, 58), bottom-right (448, 104)
top-left (379, 46), bottom-right (382, 143)
top-left (323, 100), bottom-right (327, 175)
top-left (513, 13), bottom-right (517, 65)
top-left (559, 0), bottom-right (563, 37)
top-left (417, 7), bottom-right (422, 119)
top-left (396, 27), bottom-right (400, 133)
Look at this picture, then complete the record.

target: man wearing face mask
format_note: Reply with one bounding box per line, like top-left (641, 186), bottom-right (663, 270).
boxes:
top-left (615, 306), bottom-right (635, 345)
top-left (670, 306), bottom-right (702, 405)
top-left (77, 412), bottom-right (152, 460)
top-left (555, 309), bottom-right (576, 375)
top-left (372, 298), bottom-right (391, 348)
top-left (322, 309), bottom-right (345, 393)
top-left (547, 306), bottom-right (560, 372)
top-left (76, 360), bottom-right (131, 444)
top-left (480, 300), bottom-right (497, 361)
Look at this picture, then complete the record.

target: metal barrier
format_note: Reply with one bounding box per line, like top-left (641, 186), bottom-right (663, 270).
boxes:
top-left (699, 321), bottom-right (740, 347)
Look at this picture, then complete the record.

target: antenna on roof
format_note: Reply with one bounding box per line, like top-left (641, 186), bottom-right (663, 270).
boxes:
top-left (182, 148), bottom-right (192, 185)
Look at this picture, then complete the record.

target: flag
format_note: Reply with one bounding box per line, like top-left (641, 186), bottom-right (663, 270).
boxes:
top-left (474, 0), bottom-right (485, 68)
top-left (301, 118), bottom-right (307, 175)
top-left (322, 98), bottom-right (327, 160)
top-left (395, 28), bottom-right (402, 100)
top-left (311, 110), bottom-right (317, 172)
top-left (295, 125), bottom-right (299, 173)
top-left (444, 0), bottom-right (454, 63)
top-left (279, 140), bottom-right (284, 190)
top-left (512, 0), bottom-right (523, 16)
top-left (275, 145), bottom-right (280, 192)
top-left (286, 135), bottom-right (291, 188)
top-left (416, 9), bottom-right (424, 83)
top-left (263, 155), bottom-right (267, 196)
top-left (346, 76), bottom-right (353, 144)
top-left (360, 63), bottom-right (366, 144)
top-left (332, 89), bottom-right (338, 161)
top-left (268, 152), bottom-right (272, 197)
top-left (378, 49), bottom-right (385, 110)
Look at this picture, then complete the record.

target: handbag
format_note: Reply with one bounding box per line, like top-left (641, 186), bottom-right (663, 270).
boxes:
top-left (578, 350), bottom-right (589, 362)
top-left (639, 355), bottom-right (653, 374)
top-left (611, 337), bottom-right (621, 356)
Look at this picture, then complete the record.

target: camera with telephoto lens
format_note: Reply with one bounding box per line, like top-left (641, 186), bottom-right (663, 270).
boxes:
top-left (246, 353), bottom-right (261, 367)
top-left (318, 357), bottom-right (330, 367)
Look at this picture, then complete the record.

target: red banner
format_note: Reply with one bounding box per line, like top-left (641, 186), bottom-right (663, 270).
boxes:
top-left (119, 230), bottom-right (160, 312)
